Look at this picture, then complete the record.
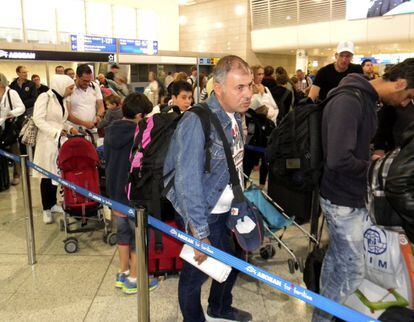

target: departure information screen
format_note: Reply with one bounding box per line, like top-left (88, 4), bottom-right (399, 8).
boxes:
top-left (71, 35), bottom-right (117, 53)
top-left (119, 39), bottom-right (158, 55)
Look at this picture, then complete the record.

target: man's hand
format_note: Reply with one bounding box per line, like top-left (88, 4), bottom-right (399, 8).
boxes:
top-left (372, 149), bottom-right (385, 161)
top-left (70, 127), bottom-right (79, 135)
top-left (83, 121), bottom-right (95, 129)
top-left (193, 238), bottom-right (210, 265)
top-left (95, 116), bottom-right (102, 124)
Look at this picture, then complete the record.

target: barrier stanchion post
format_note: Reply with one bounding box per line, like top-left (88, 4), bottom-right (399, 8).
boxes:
top-left (20, 155), bottom-right (36, 265)
top-left (26, 145), bottom-right (33, 176)
top-left (135, 206), bottom-right (149, 322)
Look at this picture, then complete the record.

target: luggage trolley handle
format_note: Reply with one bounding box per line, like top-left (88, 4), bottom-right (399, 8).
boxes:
top-left (57, 128), bottom-right (96, 149)
top-left (79, 128), bottom-right (96, 147)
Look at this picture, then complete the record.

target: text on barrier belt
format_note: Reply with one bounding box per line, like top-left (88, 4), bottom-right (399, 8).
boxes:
top-left (0, 148), bottom-right (378, 322)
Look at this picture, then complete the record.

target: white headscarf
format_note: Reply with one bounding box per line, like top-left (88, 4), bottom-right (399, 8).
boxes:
top-left (50, 74), bottom-right (74, 97)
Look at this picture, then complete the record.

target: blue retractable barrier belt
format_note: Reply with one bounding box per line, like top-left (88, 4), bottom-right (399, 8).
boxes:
top-left (0, 149), bottom-right (21, 162)
top-left (244, 145), bottom-right (266, 154)
top-left (0, 148), bottom-right (378, 322)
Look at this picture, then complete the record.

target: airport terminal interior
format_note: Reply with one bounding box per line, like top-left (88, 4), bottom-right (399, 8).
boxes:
top-left (1, 0), bottom-right (414, 321)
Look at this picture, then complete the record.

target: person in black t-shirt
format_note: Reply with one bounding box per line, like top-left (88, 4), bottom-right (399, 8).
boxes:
top-left (31, 75), bottom-right (49, 94)
top-left (308, 41), bottom-right (363, 102)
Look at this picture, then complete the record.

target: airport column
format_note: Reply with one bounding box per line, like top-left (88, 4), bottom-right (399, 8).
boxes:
top-left (296, 49), bottom-right (308, 73)
top-left (20, 155), bottom-right (36, 265)
top-left (135, 206), bottom-right (150, 321)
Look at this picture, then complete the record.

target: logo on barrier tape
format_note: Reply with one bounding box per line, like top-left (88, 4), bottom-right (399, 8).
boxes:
top-left (176, 232), bottom-right (195, 245)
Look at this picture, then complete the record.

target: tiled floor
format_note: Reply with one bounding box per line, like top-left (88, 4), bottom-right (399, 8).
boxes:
top-left (0, 170), bottom-right (323, 321)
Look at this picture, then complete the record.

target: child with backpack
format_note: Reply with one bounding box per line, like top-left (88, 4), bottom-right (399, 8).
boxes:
top-left (103, 93), bottom-right (157, 295)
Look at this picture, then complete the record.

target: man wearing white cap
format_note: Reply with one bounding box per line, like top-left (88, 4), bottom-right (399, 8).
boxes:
top-left (308, 41), bottom-right (363, 102)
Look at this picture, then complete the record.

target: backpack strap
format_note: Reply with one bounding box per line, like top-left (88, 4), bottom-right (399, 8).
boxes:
top-left (208, 111), bottom-right (245, 203)
top-left (190, 103), bottom-right (212, 173)
top-left (7, 89), bottom-right (13, 111)
top-left (129, 119), bottom-right (147, 165)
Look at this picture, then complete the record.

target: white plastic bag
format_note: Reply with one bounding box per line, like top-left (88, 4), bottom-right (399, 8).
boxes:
top-left (363, 217), bottom-right (404, 289)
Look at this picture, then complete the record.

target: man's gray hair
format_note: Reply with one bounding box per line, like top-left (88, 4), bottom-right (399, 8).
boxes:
top-left (0, 73), bottom-right (8, 87)
top-left (212, 55), bottom-right (251, 85)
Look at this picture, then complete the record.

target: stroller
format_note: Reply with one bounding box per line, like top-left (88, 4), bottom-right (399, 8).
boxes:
top-left (244, 176), bottom-right (319, 273)
top-left (57, 134), bottom-right (116, 253)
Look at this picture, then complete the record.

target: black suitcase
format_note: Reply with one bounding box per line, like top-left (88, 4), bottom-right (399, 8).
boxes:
top-left (0, 155), bottom-right (10, 192)
top-left (267, 171), bottom-right (313, 224)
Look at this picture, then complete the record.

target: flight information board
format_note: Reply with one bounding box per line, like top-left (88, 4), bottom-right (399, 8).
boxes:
top-left (119, 39), bottom-right (158, 55)
top-left (70, 34), bottom-right (117, 53)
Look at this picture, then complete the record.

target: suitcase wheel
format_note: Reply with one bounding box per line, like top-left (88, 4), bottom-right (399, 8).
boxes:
top-left (288, 259), bottom-right (295, 274)
top-left (64, 237), bottom-right (78, 253)
top-left (106, 232), bottom-right (117, 246)
top-left (260, 245), bottom-right (276, 260)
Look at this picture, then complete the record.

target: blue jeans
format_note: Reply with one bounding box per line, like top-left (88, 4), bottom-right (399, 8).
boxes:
top-left (312, 197), bottom-right (367, 322)
top-left (177, 213), bottom-right (241, 322)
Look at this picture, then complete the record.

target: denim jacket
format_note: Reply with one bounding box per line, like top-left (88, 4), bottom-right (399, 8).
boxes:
top-left (163, 93), bottom-right (243, 239)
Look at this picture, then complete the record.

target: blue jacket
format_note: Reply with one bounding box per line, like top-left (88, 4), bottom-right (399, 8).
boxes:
top-left (163, 93), bottom-right (243, 239)
top-left (104, 119), bottom-right (136, 205)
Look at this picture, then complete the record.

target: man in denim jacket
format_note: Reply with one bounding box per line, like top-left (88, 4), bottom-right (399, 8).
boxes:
top-left (164, 55), bottom-right (253, 322)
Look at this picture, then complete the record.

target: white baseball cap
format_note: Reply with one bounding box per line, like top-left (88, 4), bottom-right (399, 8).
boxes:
top-left (337, 41), bottom-right (355, 54)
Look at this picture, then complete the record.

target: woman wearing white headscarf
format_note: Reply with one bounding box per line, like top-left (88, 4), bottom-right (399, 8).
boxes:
top-left (33, 75), bottom-right (78, 224)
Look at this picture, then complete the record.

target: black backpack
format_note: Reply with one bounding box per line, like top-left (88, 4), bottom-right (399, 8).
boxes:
top-left (245, 108), bottom-right (275, 148)
top-left (0, 89), bottom-right (22, 148)
top-left (384, 123), bottom-right (414, 243)
top-left (367, 149), bottom-right (403, 228)
top-left (266, 88), bottom-right (363, 192)
top-left (127, 104), bottom-right (211, 214)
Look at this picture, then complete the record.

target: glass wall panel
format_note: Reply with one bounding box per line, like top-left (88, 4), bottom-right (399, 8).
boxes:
top-left (137, 9), bottom-right (158, 41)
top-left (114, 5), bottom-right (136, 39)
top-left (86, 2), bottom-right (112, 37)
top-left (24, 0), bottom-right (57, 43)
top-left (57, 0), bottom-right (85, 43)
top-left (0, 0), bottom-right (23, 42)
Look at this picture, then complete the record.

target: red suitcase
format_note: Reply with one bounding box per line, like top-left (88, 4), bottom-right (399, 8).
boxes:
top-left (148, 220), bottom-right (183, 276)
